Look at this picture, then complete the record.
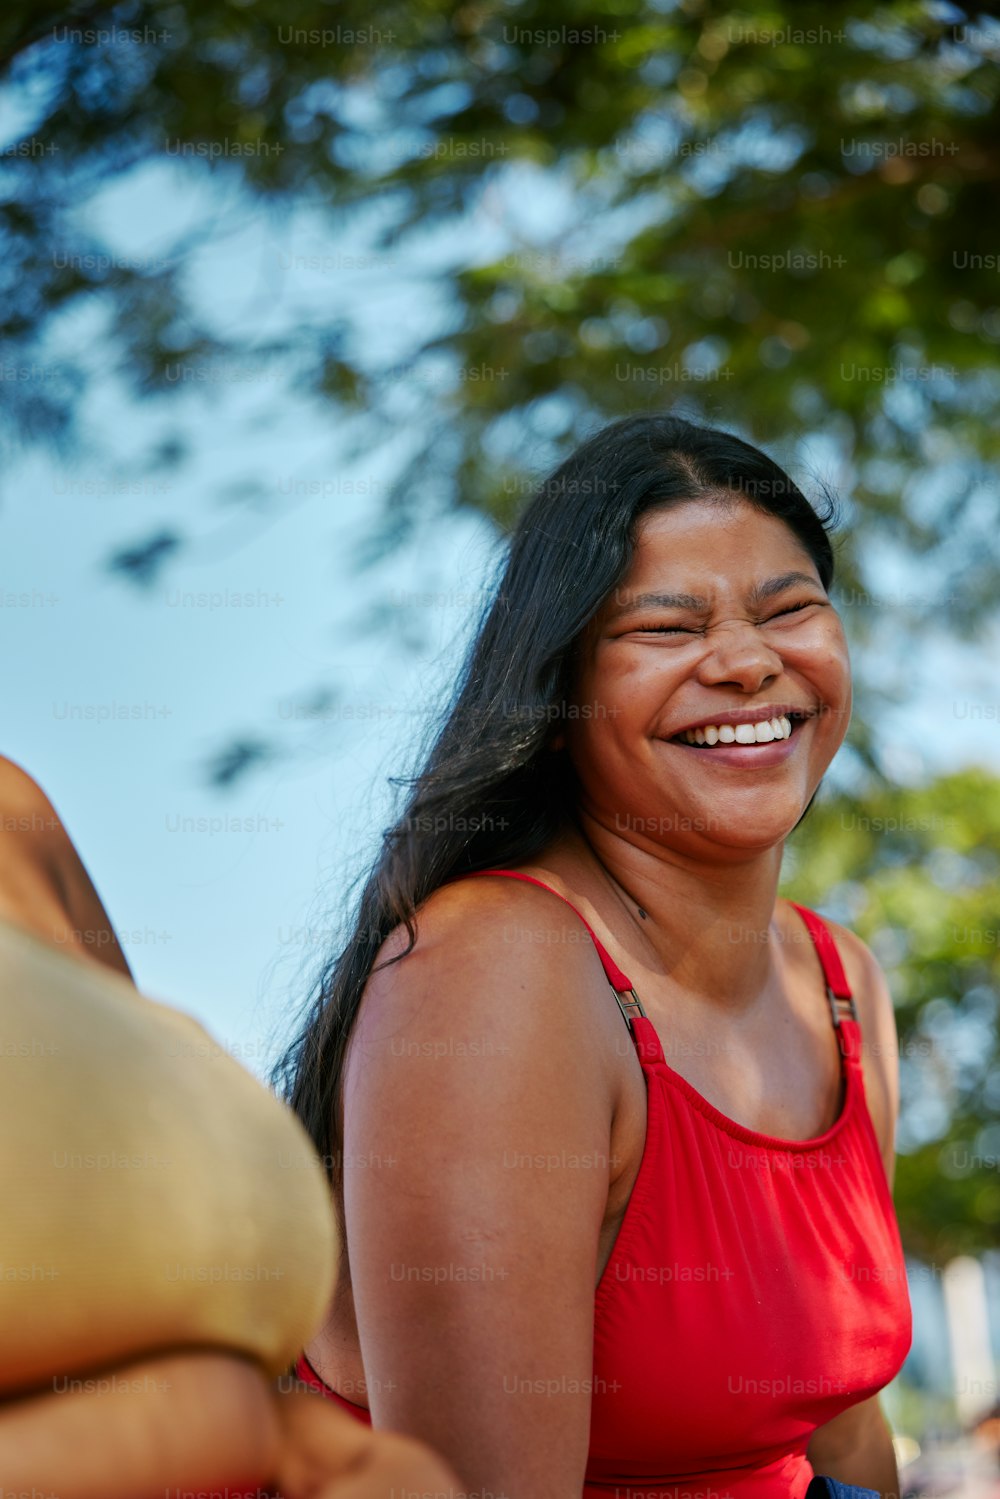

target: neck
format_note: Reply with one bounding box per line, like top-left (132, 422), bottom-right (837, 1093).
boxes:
top-left (542, 818), bottom-right (787, 1016)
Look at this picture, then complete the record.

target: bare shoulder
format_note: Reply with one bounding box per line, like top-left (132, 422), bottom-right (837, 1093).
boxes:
top-left (0, 755), bottom-right (133, 980)
top-left (0, 754), bottom-right (88, 882)
top-left (0, 755), bottom-right (69, 914)
top-left (359, 873), bottom-right (620, 1064)
top-left (334, 872), bottom-right (629, 1230)
top-left (0, 754), bottom-right (62, 819)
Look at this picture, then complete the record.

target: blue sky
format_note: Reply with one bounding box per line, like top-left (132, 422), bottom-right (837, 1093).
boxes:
top-left (5, 419), bottom-right (499, 1076)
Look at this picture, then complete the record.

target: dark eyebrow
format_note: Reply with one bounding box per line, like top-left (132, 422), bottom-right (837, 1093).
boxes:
top-left (609, 571), bottom-right (823, 621)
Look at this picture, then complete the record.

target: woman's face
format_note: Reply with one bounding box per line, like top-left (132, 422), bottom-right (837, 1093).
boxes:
top-left (565, 498), bottom-right (852, 857)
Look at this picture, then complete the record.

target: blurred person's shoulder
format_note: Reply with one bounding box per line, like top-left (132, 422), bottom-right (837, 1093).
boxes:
top-left (0, 753), bottom-right (69, 895)
top-left (0, 753), bottom-right (61, 820)
top-left (0, 754), bottom-right (133, 979)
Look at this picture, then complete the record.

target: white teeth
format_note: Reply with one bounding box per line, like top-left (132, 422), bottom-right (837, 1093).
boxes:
top-left (678, 714), bottom-right (798, 747)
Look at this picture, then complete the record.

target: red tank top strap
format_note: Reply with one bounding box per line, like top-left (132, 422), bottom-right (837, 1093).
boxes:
top-left (785, 900), bottom-right (862, 1063)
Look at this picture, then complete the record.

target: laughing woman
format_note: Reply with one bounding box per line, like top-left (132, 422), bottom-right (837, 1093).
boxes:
top-left (278, 412), bottom-right (912, 1499)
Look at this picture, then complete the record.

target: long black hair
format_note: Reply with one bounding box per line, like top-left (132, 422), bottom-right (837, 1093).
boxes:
top-left (272, 412), bottom-right (840, 1219)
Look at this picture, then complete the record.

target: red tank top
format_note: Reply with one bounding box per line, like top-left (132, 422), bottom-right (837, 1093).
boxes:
top-left (295, 870), bottom-right (912, 1499)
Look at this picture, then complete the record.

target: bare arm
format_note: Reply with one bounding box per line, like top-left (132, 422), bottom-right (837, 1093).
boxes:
top-left (271, 1377), bottom-right (466, 1499)
top-left (0, 1350), bottom-right (281, 1497)
top-left (0, 754), bottom-right (133, 980)
top-left (806, 1393), bottom-right (900, 1498)
top-left (0, 1349), bottom-right (463, 1499)
top-left (342, 879), bottom-right (619, 1498)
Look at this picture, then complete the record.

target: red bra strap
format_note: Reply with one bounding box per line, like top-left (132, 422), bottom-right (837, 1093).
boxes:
top-left (454, 869), bottom-right (635, 993)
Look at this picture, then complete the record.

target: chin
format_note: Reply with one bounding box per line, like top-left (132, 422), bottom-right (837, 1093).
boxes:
top-left (690, 826), bottom-right (795, 858)
top-left (711, 824), bottom-right (799, 855)
top-left (667, 791), bottom-right (813, 854)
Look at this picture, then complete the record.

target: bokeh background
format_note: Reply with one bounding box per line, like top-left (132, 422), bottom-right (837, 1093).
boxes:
top-left (3, 1), bottom-right (999, 1490)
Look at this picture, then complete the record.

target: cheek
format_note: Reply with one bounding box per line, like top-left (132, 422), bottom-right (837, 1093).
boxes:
top-left (785, 620), bottom-right (850, 683)
top-left (565, 676), bottom-right (641, 768)
top-left (574, 652), bottom-right (638, 716)
top-left (791, 624), bottom-right (851, 738)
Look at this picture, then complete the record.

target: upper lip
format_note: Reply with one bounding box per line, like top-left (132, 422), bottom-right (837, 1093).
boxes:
top-left (667, 704), bottom-right (816, 738)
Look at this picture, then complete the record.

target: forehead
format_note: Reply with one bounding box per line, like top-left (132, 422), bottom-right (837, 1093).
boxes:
top-left (628, 497), bottom-right (816, 574)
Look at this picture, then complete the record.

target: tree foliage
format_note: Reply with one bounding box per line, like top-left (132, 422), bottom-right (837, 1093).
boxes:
top-left (3, 0), bottom-right (998, 665)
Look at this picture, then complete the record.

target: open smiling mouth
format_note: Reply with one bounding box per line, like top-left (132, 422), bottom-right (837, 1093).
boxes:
top-left (666, 711), bottom-right (812, 750)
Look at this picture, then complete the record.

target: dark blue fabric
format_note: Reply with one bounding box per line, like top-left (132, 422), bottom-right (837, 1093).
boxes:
top-left (806, 1476), bottom-right (880, 1499)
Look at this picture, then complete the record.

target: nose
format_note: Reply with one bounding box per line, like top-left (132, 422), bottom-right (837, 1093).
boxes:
top-left (695, 619), bottom-right (784, 694)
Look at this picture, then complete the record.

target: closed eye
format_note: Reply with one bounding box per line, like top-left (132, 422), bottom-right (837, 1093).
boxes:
top-left (633, 624), bottom-right (697, 635)
top-left (766, 600), bottom-right (824, 620)
top-left (630, 600), bottom-right (824, 635)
